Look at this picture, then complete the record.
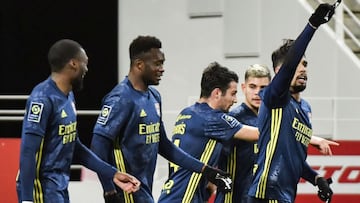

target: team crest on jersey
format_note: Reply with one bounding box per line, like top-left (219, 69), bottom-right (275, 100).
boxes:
top-left (27, 102), bottom-right (44, 123)
top-left (221, 114), bottom-right (237, 128)
top-left (155, 103), bottom-right (160, 116)
top-left (308, 112), bottom-right (312, 124)
top-left (97, 105), bottom-right (112, 125)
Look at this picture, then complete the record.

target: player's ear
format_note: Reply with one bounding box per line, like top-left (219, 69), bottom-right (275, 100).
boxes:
top-left (212, 88), bottom-right (222, 99)
top-left (241, 83), bottom-right (246, 93)
top-left (69, 58), bottom-right (76, 67)
top-left (134, 59), bottom-right (145, 71)
top-left (67, 59), bottom-right (78, 72)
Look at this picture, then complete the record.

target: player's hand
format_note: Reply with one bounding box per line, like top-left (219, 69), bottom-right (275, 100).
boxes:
top-left (202, 165), bottom-right (232, 192)
top-left (309, 3), bottom-right (335, 28)
top-left (113, 171), bottom-right (140, 193)
top-left (316, 177), bottom-right (333, 202)
top-left (104, 190), bottom-right (122, 203)
top-left (311, 137), bottom-right (339, 155)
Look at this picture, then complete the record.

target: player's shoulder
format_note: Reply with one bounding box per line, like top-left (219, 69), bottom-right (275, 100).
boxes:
top-left (148, 86), bottom-right (161, 99)
top-left (299, 98), bottom-right (312, 112)
top-left (29, 78), bottom-right (57, 100)
top-left (229, 103), bottom-right (247, 116)
top-left (300, 98), bottom-right (311, 106)
top-left (102, 82), bottom-right (133, 102)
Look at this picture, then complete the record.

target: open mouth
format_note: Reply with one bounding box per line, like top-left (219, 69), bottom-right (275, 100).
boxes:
top-left (297, 75), bottom-right (307, 83)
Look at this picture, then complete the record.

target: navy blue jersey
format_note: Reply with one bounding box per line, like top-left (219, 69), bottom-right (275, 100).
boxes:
top-left (92, 77), bottom-right (170, 202)
top-left (248, 24), bottom-right (317, 202)
top-left (158, 102), bottom-right (243, 203)
top-left (215, 103), bottom-right (258, 203)
top-left (19, 77), bottom-right (78, 200)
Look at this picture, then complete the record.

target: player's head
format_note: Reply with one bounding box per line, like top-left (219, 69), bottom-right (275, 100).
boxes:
top-left (200, 62), bottom-right (239, 112)
top-left (271, 39), bottom-right (308, 94)
top-left (48, 39), bottom-right (88, 91)
top-left (129, 35), bottom-right (165, 86)
top-left (242, 64), bottom-right (271, 112)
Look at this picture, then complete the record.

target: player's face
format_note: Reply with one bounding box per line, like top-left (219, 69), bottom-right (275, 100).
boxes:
top-left (290, 58), bottom-right (307, 94)
top-left (242, 76), bottom-right (269, 112)
top-left (142, 48), bottom-right (165, 86)
top-left (219, 81), bottom-right (238, 112)
top-left (71, 48), bottom-right (88, 91)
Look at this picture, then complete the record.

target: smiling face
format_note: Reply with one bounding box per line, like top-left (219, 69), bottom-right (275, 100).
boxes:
top-left (71, 48), bottom-right (88, 91)
top-left (141, 48), bottom-right (165, 86)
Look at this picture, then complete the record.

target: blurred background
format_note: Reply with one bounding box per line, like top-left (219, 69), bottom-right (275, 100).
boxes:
top-left (1, 0), bottom-right (360, 202)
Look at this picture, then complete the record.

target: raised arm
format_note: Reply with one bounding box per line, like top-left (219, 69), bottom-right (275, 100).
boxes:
top-left (264, 25), bottom-right (316, 107)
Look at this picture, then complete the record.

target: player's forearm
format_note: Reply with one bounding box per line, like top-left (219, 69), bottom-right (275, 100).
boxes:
top-left (233, 125), bottom-right (259, 141)
top-left (159, 133), bottom-right (204, 173)
top-left (74, 138), bottom-right (117, 179)
top-left (301, 161), bottom-right (318, 185)
top-left (19, 133), bottom-right (42, 201)
top-left (90, 134), bottom-right (117, 191)
top-left (310, 135), bottom-right (323, 145)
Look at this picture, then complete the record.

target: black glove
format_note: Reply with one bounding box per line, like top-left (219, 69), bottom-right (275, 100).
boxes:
top-left (316, 177), bottom-right (333, 202)
top-left (202, 165), bottom-right (232, 192)
top-left (309, 3), bottom-right (335, 28)
top-left (104, 192), bottom-right (124, 203)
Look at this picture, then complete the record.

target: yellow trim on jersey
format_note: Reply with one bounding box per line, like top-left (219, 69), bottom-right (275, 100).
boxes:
top-left (269, 200), bottom-right (278, 203)
top-left (256, 108), bottom-right (282, 198)
top-left (33, 138), bottom-right (44, 203)
top-left (224, 146), bottom-right (237, 203)
top-left (114, 137), bottom-right (134, 203)
top-left (182, 139), bottom-right (217, 203)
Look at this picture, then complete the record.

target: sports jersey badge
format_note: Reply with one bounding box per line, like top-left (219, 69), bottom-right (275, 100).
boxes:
top-left (221, 114), bottom-right (237, 128)
top-left (97, 105), bottom-right (112, 125)
top-left (71, 102), bottom-right (77, 115)
top-left (155, 103), bottom-right (160, 116)
top-left (27, 102), bottom-right (44, 123)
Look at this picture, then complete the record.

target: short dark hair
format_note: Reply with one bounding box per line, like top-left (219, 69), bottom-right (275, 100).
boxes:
top-left (129, 35), bottom-right (162, 65)
top-left (271, 39), bottom-right (294, 71)
top-left (48, 39), bottom-right (82, 72)
top-left (200, 62), bottom-right (238, 98)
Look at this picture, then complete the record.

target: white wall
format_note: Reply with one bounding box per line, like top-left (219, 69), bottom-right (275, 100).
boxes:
top-left (70, 0), bottom-right (360, 202)
top-left (118, 0), bottom-right (360, 140)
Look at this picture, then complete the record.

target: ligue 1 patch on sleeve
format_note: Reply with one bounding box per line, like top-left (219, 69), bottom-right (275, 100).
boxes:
top-left (27, 102), bottom-right (44, 123)
top-left (221, 114), bottom-right (238, 128)
top-left (97, 105), bottom-right (112, 125)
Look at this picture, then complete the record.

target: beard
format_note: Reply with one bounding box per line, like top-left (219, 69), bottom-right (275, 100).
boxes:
top-left (71, 76), bottom-right (84, 92)
top-left (143, 75), bottom-right (159, 86)
top-left (290, 84), bottom-right (306, 94)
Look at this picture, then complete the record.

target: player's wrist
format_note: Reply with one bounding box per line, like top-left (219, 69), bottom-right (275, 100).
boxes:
top-left (308, 22), bottom-right (318, 30)
top-left (201, 164), bottom-right (206, 173)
